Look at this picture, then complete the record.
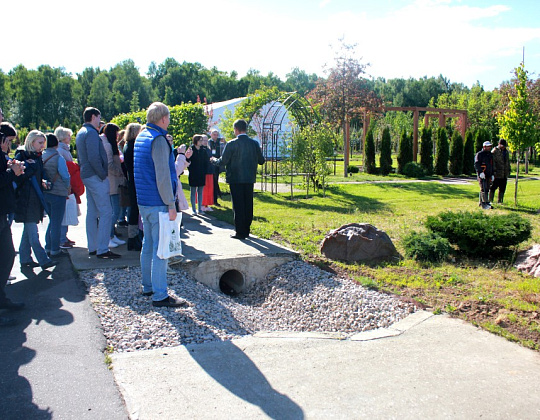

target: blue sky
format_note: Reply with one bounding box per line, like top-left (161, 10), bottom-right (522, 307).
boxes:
top-left (3, 0), bottom-right (540, 91)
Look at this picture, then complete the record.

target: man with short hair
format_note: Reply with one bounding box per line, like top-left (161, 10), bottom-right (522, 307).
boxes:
top-left (475, 140), bottom-right (494, 210)
top-left (134, 102), bottom-right (187, 308)
top-left (489, 139), bottom-right (511, 204)
top-left (211, 119), bottom-right (265, 239)
top-left (75, 107), bottom-right (120, 259)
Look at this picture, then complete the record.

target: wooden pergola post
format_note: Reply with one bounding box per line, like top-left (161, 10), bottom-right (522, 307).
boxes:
top-left (413, 109), bottom-right (419, 162)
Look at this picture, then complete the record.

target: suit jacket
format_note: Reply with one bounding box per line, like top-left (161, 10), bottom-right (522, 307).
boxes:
top-left (215, 134), bottom-right (265, 184)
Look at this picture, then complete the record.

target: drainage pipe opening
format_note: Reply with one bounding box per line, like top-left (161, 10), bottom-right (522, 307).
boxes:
top-left (219, 270), bottom-right (245, 296)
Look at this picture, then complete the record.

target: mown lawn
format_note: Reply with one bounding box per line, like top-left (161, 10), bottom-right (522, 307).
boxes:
top-left (186, 175), bottom-right (540, 350)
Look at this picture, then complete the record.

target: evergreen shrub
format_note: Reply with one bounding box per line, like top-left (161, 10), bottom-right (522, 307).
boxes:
top-left (434, 127), bottom-right (449, 176)
top-left (425, 211), bottom-right (532, 256)
top-left (379, 127), bottom-right (393, 176)
top-left (419, 126), bottom-right (433, 175)
top-left (463, 129), bottom-right (475, 175)
top-left (364, 128), bottom-right (376, 174)
top-left (402, 162), bottom-right (426, 178)
top-left (403, 231), bottom-right (451, 262)
top-left (449, 130), bottom-right (464, 175)
top-left (397, 130), bottom-right (413, 174)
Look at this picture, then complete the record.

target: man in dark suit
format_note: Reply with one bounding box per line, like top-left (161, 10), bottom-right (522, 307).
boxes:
top-left (211, 120), bottom-right (265, 239)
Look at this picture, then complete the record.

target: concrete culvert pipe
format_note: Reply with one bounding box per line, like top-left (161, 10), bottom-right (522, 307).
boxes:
top-left (219, 270), bottom-right (245, 296)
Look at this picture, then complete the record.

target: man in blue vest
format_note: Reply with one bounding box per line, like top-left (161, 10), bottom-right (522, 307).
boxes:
top-left (134, 102), bottom-right (188, 308)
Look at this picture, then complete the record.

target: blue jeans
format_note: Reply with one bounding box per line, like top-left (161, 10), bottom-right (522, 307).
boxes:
top-left (190, 186), bottom-right (203, 213)
top-left (139, 205), bottom-right (169, 302)
top-left (110, 194), bottom-right (120, 238)
top-left (60, 225), bottom-right (68, 244)
top-left (44, 193), bottom-right (67, 256)
top-left (83, 176), bottom-right (112, 255)
top-left (19, 222), bottom-right (51, 266)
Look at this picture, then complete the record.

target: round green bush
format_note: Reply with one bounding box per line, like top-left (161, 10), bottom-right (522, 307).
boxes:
top-left (403, 231), bottom-right (451, 262)
top-left (425, 211), bottom-right (532, 256)
top-left (348, 165), bottom-right (360, 173)
top-left (402, 162), bottom-right (426, 178)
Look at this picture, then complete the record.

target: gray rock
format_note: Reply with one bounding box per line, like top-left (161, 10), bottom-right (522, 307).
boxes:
top-left (515, 244), bottom-right (540, 277)
top-left (320, 223), bottom-right (400, 263)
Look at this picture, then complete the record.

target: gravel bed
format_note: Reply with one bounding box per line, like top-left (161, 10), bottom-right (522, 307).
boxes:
top-left (80, 260), bottom-right (416, 353)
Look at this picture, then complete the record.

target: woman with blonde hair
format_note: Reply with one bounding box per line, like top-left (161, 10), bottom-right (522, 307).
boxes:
top-left (14, 130), bottom-right (57, 270)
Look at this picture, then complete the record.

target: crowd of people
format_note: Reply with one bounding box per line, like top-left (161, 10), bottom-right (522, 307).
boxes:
top-left (0, 102), bottom-right (265, 320)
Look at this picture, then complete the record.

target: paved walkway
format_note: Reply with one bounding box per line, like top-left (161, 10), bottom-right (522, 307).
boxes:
top-left (3, 190), bottom-right (540, 419)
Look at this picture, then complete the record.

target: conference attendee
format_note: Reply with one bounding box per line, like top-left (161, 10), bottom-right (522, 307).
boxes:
top-left (208, 128), bottom-right (224, 204)
top-left (14, 130), bottom-right (57, 269)
top-left (54, 126), bottom-right (78, 249)
top-left (42, 133), bottom-right (70, 258)
top-left (489, 139), bottom-right (511, 205)
top-left (474, 140), bottom-right (494, 210)
top-left (211, 119), bottom-right (265, 239)
top-left (100, 123), bottom-right (126, 248)
top-left (134, 102), bottom-right (187, 307)
top-left (0, 122), bottom-right (25, 326)
top-left (200, 134), bottom-right (214, 212)
top-left (186, 134), bottom-right (207, 215)
top-left (122, 122), bottom-right (143, 251)
top-left (75, 107), bottom-right (120, 259)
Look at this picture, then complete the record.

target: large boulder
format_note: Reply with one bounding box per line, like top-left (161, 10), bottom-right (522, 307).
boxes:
top-left (320, 223), bottom-right (400, 263)
top-left (515, 244), bottom-right (540, 277)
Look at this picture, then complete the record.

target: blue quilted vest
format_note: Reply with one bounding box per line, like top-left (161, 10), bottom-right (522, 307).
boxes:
top-left (134, 124), bottom-right (177, 206)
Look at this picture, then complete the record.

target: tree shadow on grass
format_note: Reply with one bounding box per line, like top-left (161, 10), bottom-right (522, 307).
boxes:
top-left (255, 189), bottom-right (390, 215)
top-left (370, 182), bottom-right (475, 200)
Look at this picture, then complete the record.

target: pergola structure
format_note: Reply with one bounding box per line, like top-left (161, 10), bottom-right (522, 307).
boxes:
top-left (362, 107), bottom-right (468, 162)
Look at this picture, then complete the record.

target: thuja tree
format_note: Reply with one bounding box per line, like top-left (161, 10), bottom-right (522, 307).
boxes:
top-left (474, 127), bottom-right (490, 153)
top-left (449, 130), bottom-right (464, 175)
top-left (379, 127), bottom-right (392, 175)
top-left (462, 129), bottom-right (475, 175)
top-left (434, 127), bottom-right (449, 176)
top-left (498, 62), bottom-right (539, 205)
top-left (364, 127), bottom-right (376, 174)
top-left (397, 130), bottom-right (413, 174)
top-left (419, 126), bottom-right (433, 175)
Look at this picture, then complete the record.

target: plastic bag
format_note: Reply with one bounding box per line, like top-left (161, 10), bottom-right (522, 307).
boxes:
top-left (157, 211), bottom-right (183, 259)
top-left (62, 194), bottom-right (79, 226)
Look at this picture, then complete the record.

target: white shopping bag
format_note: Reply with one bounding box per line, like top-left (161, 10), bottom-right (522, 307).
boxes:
top-left (62, 194), bottom-right (79, 226)
top-left (157, 211), bottom-right (183, 259)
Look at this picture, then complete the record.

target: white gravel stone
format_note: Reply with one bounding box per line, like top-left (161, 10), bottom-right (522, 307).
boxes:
top-left (80, 261), bottom-right (416, 353)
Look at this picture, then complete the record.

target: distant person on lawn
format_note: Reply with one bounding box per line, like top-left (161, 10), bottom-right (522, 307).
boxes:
top-left (489, 139), bottom-right (511, 204)
top-left (474, 140), bottom-right (494, 210)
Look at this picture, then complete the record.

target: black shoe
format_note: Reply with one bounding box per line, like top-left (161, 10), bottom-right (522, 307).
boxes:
top-left (21, 261), bottom-right (39, 268)
top-left (230, 234), bottom-right (247, 240)
top-left (142, 291), bottom-right (154, 297)
top-left (128, 237), bottom-right (142, 251)
top-left (41, 260), bottom-right (58, 270)
top-left (118, 220), bottom-right (128, 227)
top-left (96, 251), bottom-right (121, 259)
top-left (152, 296), bottom-right (188, 308)
top-left (0, 317), bottom-right (17, 327)
top-left (0, 299), bottom-right (25, 311)
top-left (89, 251), bottom-right (97, 256)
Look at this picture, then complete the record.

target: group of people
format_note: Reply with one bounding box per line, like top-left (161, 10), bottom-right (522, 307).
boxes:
top-left (475, 138), bottom-right (511, 209)
top-left (0, 102), bottom-right (266, 320)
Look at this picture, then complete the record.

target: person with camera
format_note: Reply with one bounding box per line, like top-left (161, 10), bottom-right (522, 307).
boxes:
top-left (0, 122), bottom-right (26, 325)
top-left (489, 139), bottom-right (511, 205)
top-left (42, 133), bottom-right (70, 258)
top-left (14, 130), bottom-right (58, 270)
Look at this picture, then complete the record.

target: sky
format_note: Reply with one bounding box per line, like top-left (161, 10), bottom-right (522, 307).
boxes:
top-left (3, 0), bottom-right (540, 91)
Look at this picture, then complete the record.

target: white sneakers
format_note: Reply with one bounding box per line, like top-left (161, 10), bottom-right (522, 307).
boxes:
top-left (109, 236), bottom-right (126, 248)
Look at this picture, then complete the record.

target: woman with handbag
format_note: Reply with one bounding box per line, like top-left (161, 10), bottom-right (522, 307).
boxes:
top-left (42, 134), bottom-right (70, 258)
top-left (14, 130), bottom-right (57, 270)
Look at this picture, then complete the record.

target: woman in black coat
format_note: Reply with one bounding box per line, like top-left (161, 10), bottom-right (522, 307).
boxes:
top-left (14, 130), bottom-right (56, 270)
top-left (186, 134), bottom-right (207, 214)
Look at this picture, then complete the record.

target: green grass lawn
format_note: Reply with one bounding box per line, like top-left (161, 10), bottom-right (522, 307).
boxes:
top-left (184, 175), bottom-right (540, 350)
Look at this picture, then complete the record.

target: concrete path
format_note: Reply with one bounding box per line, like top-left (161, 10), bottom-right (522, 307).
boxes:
top-left (4, 191), bottom-right (540, 419)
